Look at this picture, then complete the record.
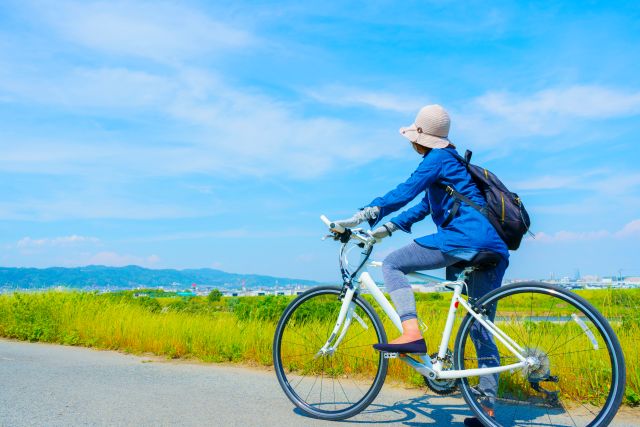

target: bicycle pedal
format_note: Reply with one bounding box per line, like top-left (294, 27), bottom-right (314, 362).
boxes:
top-left (383, 352), bottom-right (399, 359)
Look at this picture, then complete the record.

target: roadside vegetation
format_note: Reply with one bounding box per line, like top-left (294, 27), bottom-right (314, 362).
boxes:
top-left (0, 288), bottom-right (638, 406)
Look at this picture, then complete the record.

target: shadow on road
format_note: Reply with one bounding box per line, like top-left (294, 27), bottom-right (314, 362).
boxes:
top-left (293, 392), bottom-right (582, 426)
top-left (294, 393), bottom-right (473, 425)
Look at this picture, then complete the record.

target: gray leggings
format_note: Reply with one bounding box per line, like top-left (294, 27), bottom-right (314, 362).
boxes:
top-left (382, 241), bottom-right (508, 407)
top-left (382, 242), bottom-right (460, 322)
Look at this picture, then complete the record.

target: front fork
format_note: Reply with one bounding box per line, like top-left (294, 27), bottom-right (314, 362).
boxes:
top-left (315, 285), bottom-right (368, 357)
top-left (315, 276), bottom-right (437, 379)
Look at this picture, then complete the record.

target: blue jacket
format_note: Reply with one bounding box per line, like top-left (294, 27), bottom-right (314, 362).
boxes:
top-left (366, 147), bottom-right (509, 260)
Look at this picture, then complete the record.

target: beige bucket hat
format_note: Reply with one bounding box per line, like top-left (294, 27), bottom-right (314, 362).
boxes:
top-left (399, 104), bottom-right (451, 149)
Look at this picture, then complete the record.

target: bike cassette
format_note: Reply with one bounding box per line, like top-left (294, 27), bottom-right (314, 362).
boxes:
top-left (521, 347), bottom-right (551, 381)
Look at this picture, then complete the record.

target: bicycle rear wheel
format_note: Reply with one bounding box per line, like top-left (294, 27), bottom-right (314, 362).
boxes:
top-left (454, 282), bottom-right (626, 427)
top-left (273, 285), bottom-right (388, 420)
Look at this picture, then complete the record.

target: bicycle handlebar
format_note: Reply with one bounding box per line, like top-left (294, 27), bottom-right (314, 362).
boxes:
top-left (321, 215), bottom-right (376, 282)
top-left (320, 215), bottom-right (345, 233)
top-left (320, 215), bottom-right (375, 246)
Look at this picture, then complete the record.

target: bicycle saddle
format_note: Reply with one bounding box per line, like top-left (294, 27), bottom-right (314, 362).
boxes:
top-left (451, 250), bottom-right (502, 270)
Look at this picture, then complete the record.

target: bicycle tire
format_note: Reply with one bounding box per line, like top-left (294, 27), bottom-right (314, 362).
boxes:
top-left (454, 281), bottom-right (626, 427)
top-left (273, 285), bottom-right (388, 420)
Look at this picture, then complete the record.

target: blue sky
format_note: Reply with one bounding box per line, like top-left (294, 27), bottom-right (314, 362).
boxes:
top-left (1, 1), bottom-right (639, 282)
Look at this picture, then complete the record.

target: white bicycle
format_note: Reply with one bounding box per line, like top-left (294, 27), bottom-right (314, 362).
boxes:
top-left (273, 216), bottom-right (626, 426)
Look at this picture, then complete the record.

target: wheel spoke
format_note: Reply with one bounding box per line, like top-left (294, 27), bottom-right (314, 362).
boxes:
top-left (546, 323), bottom-right (600, 356)
top-left (331, 356), bottom-right (336, 411)
top-left (282, 340), bottom-right (313, 349)
top-left (456, 284), bottom-right (622, 427)
top-left (527, 291), bottom-right (533, 348)
top-left (547, 346), bottom-right (607, 358)
top-left (282, 350), bottom-right (320, 359)
top-left (274, 288), bottom-right (387, 418)
top-left (320, 356), bottom-right (324, 406)
top-left (305, 371), bottom-right (320, 403)
top-left (337, 343), bottom-right (376, 351)
top-left (338, 326), bottom-right (371, 347)
top-left (531, 295), bottom-right (560, 350)
top-left (336, 375), bottom-right (351, 404)
top-left (544, 310), bottom-right (576, 356)
top-left (288, 325), bottom-right (324, 348)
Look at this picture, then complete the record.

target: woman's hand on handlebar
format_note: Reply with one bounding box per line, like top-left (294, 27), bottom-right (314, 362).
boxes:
top-left (334, 206), bottom-right (380, 228)
top-left (370, 222), bottom-right (397, 241)
top-left (320, 214), bottom-right (377, 246)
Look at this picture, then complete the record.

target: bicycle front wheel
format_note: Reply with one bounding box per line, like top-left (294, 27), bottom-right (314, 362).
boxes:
top-left (454, 282), bottom-right (626, 427)
top-left (273, 286), bottom-right (388, 420)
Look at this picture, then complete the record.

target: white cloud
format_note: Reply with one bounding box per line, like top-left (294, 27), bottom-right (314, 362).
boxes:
top-left (454, 85), bottom-right (640, 148)
top-left (511, 170), bottom-right (640, 221)
top-left (512, 175), bottom-right (582, 192)
top-left (590, 172), bottom-right (640, 196)
top-left (6, 4), bottom-right (637, 181)
top-left (2, 2), bottom-right (639, 226)
top-left (533, 230), bottom-right (610, 243)
top-left (0, 196), bottom-right (209, 221)
top-left (299, 84), bottom-right (640, 153)
top-left (87, 251), bottom-right (160, 267)
top-left (475, 86), bottom-right (640, 122)
top-left (306, 85), bottom-right (424, 114)
top-left (124, 228), bottom-right (316, 243)
top-left (3, 237), bottom-right (160, 267)
top-left (295, 253), bottom-right (316, 263)
top-left (532, 218), bottom-right (640, 243)
top-left (36, 1), bottom-right (253, 63)
top-left (511, 169), bottom-right (636, 194)
top-left (0, 65), bottom-right (384, 180)
top-left (615, 219), bottom-right (640, 237)
top-left (16, 235), bottom-right (99, 249)
top-left (0, 67), bottom-right (174, 111)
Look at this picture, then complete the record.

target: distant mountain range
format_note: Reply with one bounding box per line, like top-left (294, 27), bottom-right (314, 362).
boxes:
top-left (0, 265), bottom-right (318, 289)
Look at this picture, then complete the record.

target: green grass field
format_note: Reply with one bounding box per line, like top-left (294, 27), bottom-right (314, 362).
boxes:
top-left (0, 288), bottom-right (638, 406)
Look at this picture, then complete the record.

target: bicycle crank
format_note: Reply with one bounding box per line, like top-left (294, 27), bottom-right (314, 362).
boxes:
top-left (424, 349), bottom-right (458, 395)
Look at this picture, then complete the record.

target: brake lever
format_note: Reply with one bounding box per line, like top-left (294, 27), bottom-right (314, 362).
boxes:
top-left (321, 230), bottom-right (350, 242)
top-left (338, 228), bottom-right (352, 243)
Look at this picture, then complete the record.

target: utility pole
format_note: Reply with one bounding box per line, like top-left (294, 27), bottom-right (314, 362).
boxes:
top-left (618, 269), bottom-right (624, 288)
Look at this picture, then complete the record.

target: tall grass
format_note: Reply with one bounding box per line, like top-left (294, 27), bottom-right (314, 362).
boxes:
top-left (0, 292), bottom-right (275, 364)
top-left (0, 288), bottom-right (638, 406)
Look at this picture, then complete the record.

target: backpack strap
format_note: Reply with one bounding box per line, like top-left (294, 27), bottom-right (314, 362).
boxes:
top-left (437, 148), bottom-right (471, 226)
top-left (436, 183), bottom-right (484, 221)
top-left (436, 182), bottom-right (505, 241)
top-left (437, 148), bottom-right (510, 242)
top-left (440, 198), bottom-right (460, 227)
top-left (437, 148), bottom-right (483, 224)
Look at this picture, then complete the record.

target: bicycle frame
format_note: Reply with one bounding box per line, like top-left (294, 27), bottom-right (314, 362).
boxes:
top-left (318, 247), bottom-right (531, 381)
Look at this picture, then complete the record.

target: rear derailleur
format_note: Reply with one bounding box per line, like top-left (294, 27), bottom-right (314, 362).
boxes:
top-left (529, 375), bottom-right (560, 406)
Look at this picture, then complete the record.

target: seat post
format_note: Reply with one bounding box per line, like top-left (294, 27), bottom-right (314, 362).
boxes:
top-left (456, 267), bottom-right (475, 282)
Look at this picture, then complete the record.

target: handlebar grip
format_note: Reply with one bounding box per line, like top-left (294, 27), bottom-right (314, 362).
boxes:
top-left (320, 215), bottom-right (345, 233)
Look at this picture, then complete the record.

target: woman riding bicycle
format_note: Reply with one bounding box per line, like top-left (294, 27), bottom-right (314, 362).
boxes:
top-left (335, 104), bottom-right (509, 426)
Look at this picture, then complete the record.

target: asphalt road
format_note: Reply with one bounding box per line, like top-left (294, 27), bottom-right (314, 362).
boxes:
top-left (0, 340), bottom-right (636, 426)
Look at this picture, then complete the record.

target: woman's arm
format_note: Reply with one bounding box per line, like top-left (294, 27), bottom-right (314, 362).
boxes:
top-left (364, 156), bottom-right (441, 227)
top-left (389, 197), bottom-right (431, 233)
